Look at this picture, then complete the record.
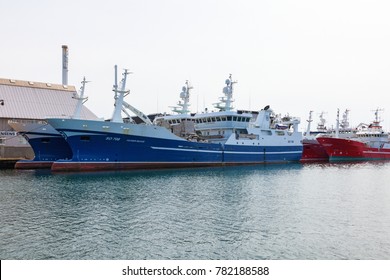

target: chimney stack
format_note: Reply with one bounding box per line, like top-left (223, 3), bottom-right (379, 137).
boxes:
top-left (62, 45), bottom-right (69, 85)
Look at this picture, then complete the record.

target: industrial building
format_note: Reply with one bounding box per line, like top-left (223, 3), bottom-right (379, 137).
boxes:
top-left (0, 78), bottom-right (97, 162)
top-left (0, 45), bottom-right (98, 167)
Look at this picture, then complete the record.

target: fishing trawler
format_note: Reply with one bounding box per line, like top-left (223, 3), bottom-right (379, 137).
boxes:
top-left (46, 66), bottom-right (303, 172)
top-left (153, 78), bottom-right (258, 143)
top-left (301, 109), bottom-right (356, 162)
top-left (8, 78), bottom-right (96, 168)
top-left (317, 109), bottom-right (390, 161)
top-left (301, 111), bottom-right (329, 162)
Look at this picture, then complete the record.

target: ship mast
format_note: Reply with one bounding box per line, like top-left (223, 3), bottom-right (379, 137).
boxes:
top-left (109, 65), bottom-right (152, 125)
top-left (72, 77), bottom-right (89, 119)
top-left (170, 80), bottom-right (192, 114)
top-left (371, 108), bottom-right (384, 130)
top-left (317, 112), bottom-right (327, 132)
top-left (373, 108), bottom-right (383, 124)
top-left (340, 109), bottom-right (350, 129)
top-left (305, 110), bottom-right (313, 136)
top-left (214, 74), bottom-right (236, 111)
top-left (335, 109), bottom-right (340, 138)
top-left (111, 65), bottom-right (130, 123)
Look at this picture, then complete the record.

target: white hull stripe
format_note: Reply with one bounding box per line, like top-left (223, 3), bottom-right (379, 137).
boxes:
top-left (363, 151), bottom-right (390, 155)
top-left (151, 146), bottom-right (220, 153)
top-left (151, 146), bottom-right (301, 155)
top-left (225, 151), bottom-right (301, 155)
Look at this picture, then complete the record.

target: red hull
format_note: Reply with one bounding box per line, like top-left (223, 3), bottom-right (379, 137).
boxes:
top-left (317, 137), bottom-right (390, 161)
top-left (300, 139), bottom-right (329, 162)
top-left (50, 160), bottom-right (293, 172)
top-left (15, 160), bottom-right (54, 169)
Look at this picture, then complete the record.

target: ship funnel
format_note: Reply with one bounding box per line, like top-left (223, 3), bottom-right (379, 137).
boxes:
top-left (62, 45), bottom-right (69, 85)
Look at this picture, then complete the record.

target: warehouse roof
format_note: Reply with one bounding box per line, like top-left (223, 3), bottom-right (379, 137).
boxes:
top-left (0, 78), bottom-right (98, 120)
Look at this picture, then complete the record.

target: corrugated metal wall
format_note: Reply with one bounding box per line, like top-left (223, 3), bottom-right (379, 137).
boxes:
top-left (0, 79), bottom-right (99, 160)
top-left (0, 84), bottom-right (97, 120)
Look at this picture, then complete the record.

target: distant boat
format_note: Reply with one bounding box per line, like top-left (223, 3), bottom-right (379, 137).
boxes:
top-left (317, 109), bottom-right (390, 161)
top-left (46, 67), bottom-right (303, 172)
top-left (8, 120), bottom-right (72, 169)
top-left (301, 109), bottom-right (356, 162)
top-left (9, 78), bottom-right (95, 169)
top-left (301, 111), bottom-right (329, 162)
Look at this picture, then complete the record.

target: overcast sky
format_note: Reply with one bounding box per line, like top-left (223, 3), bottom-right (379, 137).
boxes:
top-left (1, 0), bottom-right (390, 130)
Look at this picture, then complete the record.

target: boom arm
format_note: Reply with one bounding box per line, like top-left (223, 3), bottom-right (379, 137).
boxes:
top-left (122, 100), bottom-right (152, 125)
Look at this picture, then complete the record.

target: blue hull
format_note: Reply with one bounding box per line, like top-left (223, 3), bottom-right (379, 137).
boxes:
top-left (27, 134), bottom-right (73, 161)
top-left (15, 133), bottom-right (73, 169)
top-left (52, 129), bottom-right (302, 171)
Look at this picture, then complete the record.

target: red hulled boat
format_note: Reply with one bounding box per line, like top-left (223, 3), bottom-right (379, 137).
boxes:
top-left (317, 109), bottom-right (390, 161)
top-left (301, 138), bottom-right (330, 162)
top-left (301, 111), bottom-right (329, 162)
top-left (301, 110), bottom-right (355, 162)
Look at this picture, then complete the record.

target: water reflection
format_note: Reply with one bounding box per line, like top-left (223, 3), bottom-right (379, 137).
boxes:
top-left (1, 162), bottom-right (389, 259)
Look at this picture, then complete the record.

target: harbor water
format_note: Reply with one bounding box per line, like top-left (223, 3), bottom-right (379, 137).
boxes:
top-left (0, 162), bottom-right (389, 260)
